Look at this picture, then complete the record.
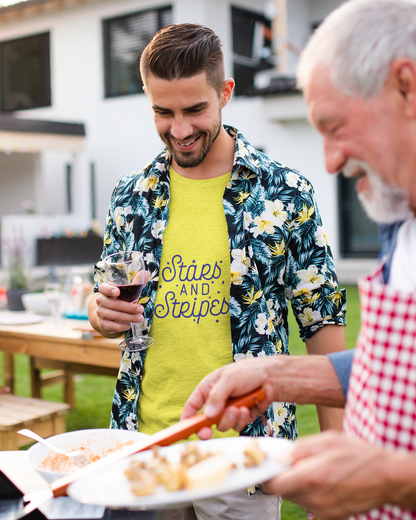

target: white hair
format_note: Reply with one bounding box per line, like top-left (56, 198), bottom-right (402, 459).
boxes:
top-left (297, 0), bottom-right (416, 98)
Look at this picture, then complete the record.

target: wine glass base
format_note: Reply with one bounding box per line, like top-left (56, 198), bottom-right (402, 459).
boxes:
top-left (119, 336), bottom-right (154, 353)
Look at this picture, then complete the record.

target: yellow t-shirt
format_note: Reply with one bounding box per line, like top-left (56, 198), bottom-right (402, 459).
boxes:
top-left (137, 167), bottom-right (238, 439)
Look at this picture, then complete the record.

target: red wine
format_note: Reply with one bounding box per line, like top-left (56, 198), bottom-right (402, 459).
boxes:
top-left (117, 284), bottom-right (143, 302)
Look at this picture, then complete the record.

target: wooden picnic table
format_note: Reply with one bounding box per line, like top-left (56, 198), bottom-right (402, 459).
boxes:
top-left (0, 314), bottom-right (121, 408)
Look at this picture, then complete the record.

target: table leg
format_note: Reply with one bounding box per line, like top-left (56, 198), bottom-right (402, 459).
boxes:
top-left (64, 371), bottom-right (75, 409)
top-left (30, 357), bottom-right (42, 398)
top-left (3, 353), bottom-right (14, 394)
top-left (30, 358), bottom-right (75, 408)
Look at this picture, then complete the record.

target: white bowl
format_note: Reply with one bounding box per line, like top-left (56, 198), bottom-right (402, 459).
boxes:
top-left (22, 293), bottom-right (51, 315)
top-left (27, 428), bottom-right (148, 483)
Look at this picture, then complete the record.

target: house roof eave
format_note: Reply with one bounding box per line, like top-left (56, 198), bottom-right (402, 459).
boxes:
top-left (0, 114), bottom-right (85, 135)
top-left (0, 114), bottom-right (86, 153)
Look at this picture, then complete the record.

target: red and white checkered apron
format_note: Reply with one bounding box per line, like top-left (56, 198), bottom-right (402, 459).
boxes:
top-left (344, 265), bottom-right (416, 520)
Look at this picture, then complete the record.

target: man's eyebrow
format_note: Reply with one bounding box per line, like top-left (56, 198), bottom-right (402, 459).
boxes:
top-left (184, 102), bottom-right (210, 111)
top-left (152, 104), bottom-right (172, 112)
top-left (317, 115), bottom-right (333, 124)
top-left (313, 114), bottom-right (338, 129)
top-left (152, 102), bottom-right (210, 112)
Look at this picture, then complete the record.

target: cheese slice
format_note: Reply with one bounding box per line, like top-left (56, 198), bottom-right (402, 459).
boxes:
top-left (184, 453), bottom-right (233, 490)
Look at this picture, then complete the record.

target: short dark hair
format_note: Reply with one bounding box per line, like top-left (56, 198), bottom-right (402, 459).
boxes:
top-left (140, 23), bottom-right (225, 94)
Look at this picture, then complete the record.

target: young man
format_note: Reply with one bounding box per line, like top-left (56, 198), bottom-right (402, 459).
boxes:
top-left (182, 2), bottom-right (416, 519)
top-left (88, 23), bottom-right (346, 519)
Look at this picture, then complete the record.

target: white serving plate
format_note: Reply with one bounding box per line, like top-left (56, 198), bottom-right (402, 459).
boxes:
top-left (68, 436), bottom-right (292, 510)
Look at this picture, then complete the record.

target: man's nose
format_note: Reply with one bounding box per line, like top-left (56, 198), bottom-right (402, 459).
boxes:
top-left (171, 116), bottom-right (193, 141)
top-left (324, 140), bottom-right (347, 174)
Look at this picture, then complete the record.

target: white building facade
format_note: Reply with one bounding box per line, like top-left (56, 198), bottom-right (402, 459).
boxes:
top-left (0, 0), bottom-right (378, 278)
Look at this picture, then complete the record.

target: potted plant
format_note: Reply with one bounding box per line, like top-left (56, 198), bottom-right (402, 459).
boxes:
top-left (5, 234), bottom-right (29, 311)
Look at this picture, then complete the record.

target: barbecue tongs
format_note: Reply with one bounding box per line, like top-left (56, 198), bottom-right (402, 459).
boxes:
top-left (15, 388), bottom-right (267, 519)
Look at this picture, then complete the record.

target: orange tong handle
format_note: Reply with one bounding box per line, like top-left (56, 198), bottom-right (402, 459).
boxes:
top-left (51, 387), bottom-right (266, 497)
top-left (146, 386), bottom-right (267, 448)
top-left (155, 386), bottom-right (267, 446)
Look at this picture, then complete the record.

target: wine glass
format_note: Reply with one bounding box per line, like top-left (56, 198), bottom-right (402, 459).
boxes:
top-left (103, 251), bottom-right (153, 353)
top-left (44, 282), bottom-right (64, 323)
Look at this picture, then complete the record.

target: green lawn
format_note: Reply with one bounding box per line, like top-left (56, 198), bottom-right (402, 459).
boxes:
top-left (0, 284), bottom-right (360, 519)
top-left (280, 284), bottom-right (359, 518)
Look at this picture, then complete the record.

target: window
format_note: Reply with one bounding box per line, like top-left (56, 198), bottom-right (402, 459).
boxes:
top-left (0, 32), bottom-right (51, 112)
top-left (338, 175), bottom-right (380, 258)
top-left (103, 6), bottom-right (172, 98)
top-left (231, 6), bottom-right (274, 96)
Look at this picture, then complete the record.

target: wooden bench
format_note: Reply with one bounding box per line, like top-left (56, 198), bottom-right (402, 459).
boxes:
top-left (0, 394), bottom-right (70, 450)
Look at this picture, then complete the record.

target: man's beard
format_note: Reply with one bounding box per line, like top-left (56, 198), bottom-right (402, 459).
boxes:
top-left (343, 159), bottom-right (411, 224)
top-left (161, 114), bottom-right (222, 169)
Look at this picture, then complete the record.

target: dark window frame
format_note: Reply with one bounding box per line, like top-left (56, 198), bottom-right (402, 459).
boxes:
top-left (0, 31), bottom-right (51, 112)
top-left (103, 5), bottom-right (172, 99)
top-left (338, 175), bottom-right (380, 258)
top-left (231, 5), bottom-right (274, 97)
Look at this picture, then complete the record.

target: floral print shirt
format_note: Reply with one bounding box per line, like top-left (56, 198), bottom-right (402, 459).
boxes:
top-left (94, 125), bottom-right (346, 441)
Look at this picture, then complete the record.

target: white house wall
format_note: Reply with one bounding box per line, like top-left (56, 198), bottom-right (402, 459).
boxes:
top-left (0, 152), bottom-right (38, 214)
top-left (0, 0), bottom-right (171, 224)
top-left (38, 151), bottom-right (72, 214)
top-left (308, 0), bottom-right (345, 23)
top-left (286, 0), bottom-right (345, 73)
top-left (287, 0), bottom-right (310, 73)
top-left (0, 0), bottom-right (343, 262)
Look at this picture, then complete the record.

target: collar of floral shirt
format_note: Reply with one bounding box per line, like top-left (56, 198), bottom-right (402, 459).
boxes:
top-left (134, 125), bottom-right (263, 184)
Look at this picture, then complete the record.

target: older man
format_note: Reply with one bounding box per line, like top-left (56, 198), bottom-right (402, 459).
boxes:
top-left (182, 1), bottom-right (416, 518)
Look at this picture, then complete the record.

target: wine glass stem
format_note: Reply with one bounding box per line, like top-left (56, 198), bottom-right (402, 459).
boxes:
top-left (131, 322), bottom-right (140, 340)
top-left (50, 300), bottom-right (58, 323)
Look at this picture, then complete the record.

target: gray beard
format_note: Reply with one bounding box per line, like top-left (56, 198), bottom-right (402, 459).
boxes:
top-left (343, 159), bottom-right (411, 224)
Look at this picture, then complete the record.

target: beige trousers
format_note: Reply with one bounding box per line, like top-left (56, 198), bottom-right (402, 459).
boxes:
top-left (154, 490), bottom-right (282, 520)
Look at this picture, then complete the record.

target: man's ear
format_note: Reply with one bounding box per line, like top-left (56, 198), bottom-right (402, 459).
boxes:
top-left (390, 58), bottom-right (416, 118)
top-left (221, 78), bottom-right (235, 108)
top-left (143, 85), bottom-right (148, 96)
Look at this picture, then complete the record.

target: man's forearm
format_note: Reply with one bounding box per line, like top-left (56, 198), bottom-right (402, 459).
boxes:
top-left (304, 325), bottom-right (347, 429)
top-left (182, 351), bottom-right (346, 435)
top-left (266, 355), bottom-right (345, 407)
